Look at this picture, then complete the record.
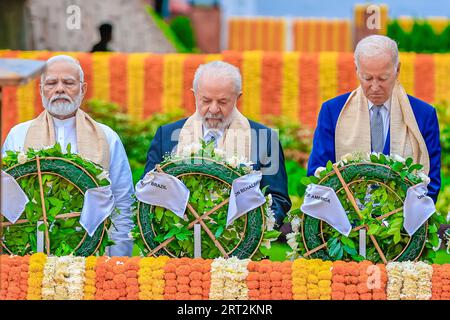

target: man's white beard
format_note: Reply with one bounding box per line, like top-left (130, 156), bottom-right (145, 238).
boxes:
top-left (198, 105), bottom-right (235, 131)
top-left (42, 93), bottom-right (82, 117)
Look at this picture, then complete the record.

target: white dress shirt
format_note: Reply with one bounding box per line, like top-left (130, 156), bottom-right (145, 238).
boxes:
top-left (368, 99), bottom-right (391, 148)
top-left (1, 115), bottom-right (135, 257)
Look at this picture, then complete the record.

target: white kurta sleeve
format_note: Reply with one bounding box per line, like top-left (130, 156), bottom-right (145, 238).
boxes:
top-left (105, 131), bottom-right (135, 257)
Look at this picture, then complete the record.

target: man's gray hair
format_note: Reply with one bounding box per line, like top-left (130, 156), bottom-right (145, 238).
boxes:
top-left (40, 55), bottom-right (85, 84)
top-left (193, 60), bottom-right (242, 94)
top-left (354, 35), bottom-right (399, 70)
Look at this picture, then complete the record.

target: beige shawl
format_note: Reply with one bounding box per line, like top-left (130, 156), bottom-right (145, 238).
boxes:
top-left (24, 109), bottom-right (110, 170)
top-left (176, 108), bottom-right (252, 161)
top-left (335, 81), bottom-right (430, 174)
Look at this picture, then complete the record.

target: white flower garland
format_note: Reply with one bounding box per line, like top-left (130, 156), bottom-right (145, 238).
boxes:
top-left (41, 256), bottom-right (86, 300)
top-left (387, 262), bottom-right (433, 300)
top-left (209, 257), bottom-right (249, 300)
top-left (41, 256), bottom-right (57, 299)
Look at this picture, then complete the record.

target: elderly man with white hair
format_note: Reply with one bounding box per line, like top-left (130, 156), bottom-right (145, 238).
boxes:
top-left (142, 60), bottom-right (292, 227)
top-left (307, 35), bottom-right (441, 202)
top-left (2, 55), bottom-right (135, 256)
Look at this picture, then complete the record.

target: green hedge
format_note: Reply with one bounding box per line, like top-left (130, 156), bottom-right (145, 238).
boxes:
top-left (387, 19), bottom-right (450, 53)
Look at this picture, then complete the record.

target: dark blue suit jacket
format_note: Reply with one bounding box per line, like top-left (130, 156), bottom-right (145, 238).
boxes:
top-left (143, 118), bottom-right (292, 225)
top-left (307, 92), bottom-right (441, 202)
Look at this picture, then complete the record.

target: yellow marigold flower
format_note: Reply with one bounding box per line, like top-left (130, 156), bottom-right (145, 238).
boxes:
top-left (318, 270), bottom-right (332, 280)
top-left (152, 270), bottom-right (164, 279)
top-left (293, 294), bottom-right (308, 300)
top-left (293, 286), bottom-right (307, 294)
top-left (320, 295), bottom-right (331, 300)
top-left (29, 263), bottom-right (44, 272)
top-left (318, 280), bottom-right (331, 288)
top-left (319, 287), bottom-right (332, 295)
top-left (152, 287), bottom-right (164, 295)
top-left (28, 277), bottom-right (43, 287)
top-left (308, 293), bottom-right (320, 300)
top-left (307, 283), bottom-right (318, 291)
top-left (85, 256), bottom-right (97, 268)
top-left (307, 275), bottom-right (319, 284)
top-left (293, 278), bottom-right (307, 286)
top-left (84, 286), bottom-right (96, 294)
top-left (152, 280), bottom-right (165, 288)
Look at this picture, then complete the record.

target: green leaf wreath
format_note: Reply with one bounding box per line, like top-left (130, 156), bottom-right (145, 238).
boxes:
top-left (285, 152), bottom-right (446, 263)
top-left (1, 143), bottom-right (114, 256)
top-left (132, 140), bottom-right (280, 260)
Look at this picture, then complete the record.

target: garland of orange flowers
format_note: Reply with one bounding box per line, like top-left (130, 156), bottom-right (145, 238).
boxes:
top-left (247, 260), bottom-right (293, 300)
top-left (163, 257), bottom-right (212, 300)
top-left (138, 256), bottom-right (169, 300)
top-left (292, 258), bottom-right (332, 300)
top-left (0, 255), bottom-right (29, 300)
top-left (26, 253), bottom-right (47, 300)
top-left (94, 256), bottom-right (140, 300)
top-left (331, 260), bottom-right (388, 300)
top-left (83, 256), bottom-right (98, 300)
top-left (432, 264), bottom-right (450, 300)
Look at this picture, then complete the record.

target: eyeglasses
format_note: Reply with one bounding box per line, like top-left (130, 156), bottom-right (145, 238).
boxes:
top-left (42, 80), bottom-right (82, 90)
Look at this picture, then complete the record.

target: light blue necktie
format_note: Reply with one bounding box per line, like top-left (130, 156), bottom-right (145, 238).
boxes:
top-left (370, 105), bottom-right (384, 153)
top-left (204, 129), bottom-right (221, 147)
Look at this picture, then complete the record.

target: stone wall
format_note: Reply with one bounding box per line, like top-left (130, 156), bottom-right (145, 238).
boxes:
top-left (26, 0), bottom-right (175, 52)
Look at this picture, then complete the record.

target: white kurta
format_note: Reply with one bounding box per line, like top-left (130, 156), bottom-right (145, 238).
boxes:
top-left (1, 116), bottom-right (135, 257)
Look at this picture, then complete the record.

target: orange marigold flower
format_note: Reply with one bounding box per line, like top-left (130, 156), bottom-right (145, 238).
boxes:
top-left (360, 293), bottom-right (372, 300)
top-left (189, 271), bottom-right (202, 281)
top-left (270, 272), bottom-right (282, 282)
top-left (357, 283), bottom-right (369, 294)
top-left (165, 280), bottom-right (178, 287)
top-left (164, 273), bottom-right (177, 280)
top-left (177, 284), bottom-right (190, 293)
top-left (247, 281), bottom-right (259, 290)
top-left (165, 286), bottom-right (177, 295)
top-left (178, 276), bottom-right (190, 285)
top-left (247, 273), bottom-right (260, 281)
top-left (176, 292), bottom-right (191, 300)
top-left (189, 287), bottom-right (203, 295)
top-left (175, 266), bottom-right (191, 277)
top-left (344, 293), bottom-right (360, 300)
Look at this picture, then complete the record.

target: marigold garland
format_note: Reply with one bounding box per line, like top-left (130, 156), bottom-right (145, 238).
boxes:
top-left (247, 260), bottom-right (292, 300)
top-left (431, 264), bottom-right (450, 300)
top-left (26, 253), bottom-right (47, 300)
top-left (83, 256), bottom-right (98, 300)
top-left (138, 256), bottom-right (170, 300)
top-left (94, 256), bottom-right (140, 300)
top-left (292, 258), bottom-right (332, 300)
top-left (163, 257), bottom-right (212, 300)
top-left (331, 260), bottom-right (387, 300)
top-left (0, 255), bottom-right (29, 300)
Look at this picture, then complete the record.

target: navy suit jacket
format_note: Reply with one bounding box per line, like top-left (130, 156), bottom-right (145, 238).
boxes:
top-left (307, 92), bottom-right (441, 202)
top-left (143, 118), bottom-right (292, 225)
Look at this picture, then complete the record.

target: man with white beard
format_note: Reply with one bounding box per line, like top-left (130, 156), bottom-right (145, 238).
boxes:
top-left (142, 61), bottom-right (291, 227)
top-left (2, 55), bottom-right (134, 256)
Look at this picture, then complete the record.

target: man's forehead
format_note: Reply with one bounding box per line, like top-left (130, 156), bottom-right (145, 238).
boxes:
top-left (45, 62), bottom-right (80, 79)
